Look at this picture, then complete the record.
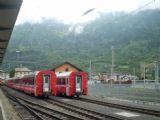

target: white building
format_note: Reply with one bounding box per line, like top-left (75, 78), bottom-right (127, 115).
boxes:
top-left (14, 67), bottom-right (33, 77)
top-left (0, 70), bottom-right (9, 79)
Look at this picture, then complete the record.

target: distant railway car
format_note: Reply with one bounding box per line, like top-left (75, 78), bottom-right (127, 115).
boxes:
top-left (6, 70), bottom-right (57, 97)
top-left (56, 71), bottom-right (88, 97)
top-left (0, 79), bottom-right (4, 86)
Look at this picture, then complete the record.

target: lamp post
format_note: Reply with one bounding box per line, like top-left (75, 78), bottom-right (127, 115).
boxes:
top-left (16, 50), bottom-right (20, 67)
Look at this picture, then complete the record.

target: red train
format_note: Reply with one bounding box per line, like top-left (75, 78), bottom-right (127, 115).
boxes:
top-left (6, 70), bottom-right (88, 98)
top-left (6, 70), bottom-right (57, 97)
top-left (56, 71), bottom-right (88, 97)
top-left (0, 79), bottom-right (4, 86)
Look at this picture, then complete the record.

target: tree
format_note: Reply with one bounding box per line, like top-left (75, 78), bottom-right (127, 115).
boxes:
top-left (9, 69), bottom-right (15, 78)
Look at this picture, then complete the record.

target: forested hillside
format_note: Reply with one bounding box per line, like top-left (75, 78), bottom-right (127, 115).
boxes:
top-left (3, 10), bottom-right (160, 77)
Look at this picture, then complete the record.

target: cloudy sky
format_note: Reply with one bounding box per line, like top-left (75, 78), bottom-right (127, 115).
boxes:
top-left (16, 0), bottom-right (158, 24)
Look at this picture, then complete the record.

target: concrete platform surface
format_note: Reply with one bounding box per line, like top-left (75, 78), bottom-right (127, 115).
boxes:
top-left (0, 107), bottom-right (3, 120)
top-left (0, 87), bottom-right (21, 120)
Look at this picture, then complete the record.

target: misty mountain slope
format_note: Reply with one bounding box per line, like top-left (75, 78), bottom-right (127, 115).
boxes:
top-left (3, 10), bottom-right (160, 76)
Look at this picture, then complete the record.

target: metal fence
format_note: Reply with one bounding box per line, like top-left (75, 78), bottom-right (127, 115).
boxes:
top-left (88, 81), bottom-right (160, 104)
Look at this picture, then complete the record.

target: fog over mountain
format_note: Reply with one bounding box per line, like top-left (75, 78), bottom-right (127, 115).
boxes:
top-left (3, 10), bottom-right (160, 78)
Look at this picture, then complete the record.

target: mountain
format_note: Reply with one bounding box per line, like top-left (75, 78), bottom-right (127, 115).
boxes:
top-left (2, 10), bottom-right (160, 78)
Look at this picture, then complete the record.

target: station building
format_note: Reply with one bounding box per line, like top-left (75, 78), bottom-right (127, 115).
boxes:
top-left (51, 61), bottom-right (82, 73)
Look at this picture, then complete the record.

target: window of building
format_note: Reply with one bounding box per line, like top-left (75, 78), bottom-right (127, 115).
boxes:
top-left (65, 68), bottom-right (69, 72)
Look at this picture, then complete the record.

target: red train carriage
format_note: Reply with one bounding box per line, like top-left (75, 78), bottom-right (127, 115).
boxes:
top-left (0, 79), bottom-right (4, 86)
top-left (56, 71), bottom-right (88, 97)
top-left (6, 70), bottom-right (57, 97)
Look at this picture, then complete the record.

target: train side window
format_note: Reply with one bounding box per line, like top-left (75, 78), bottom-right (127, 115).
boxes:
top-left (64, 79), bottom-right (66, 84)
top-left (61, 79), bottom-right (63, 85)
top-left (27, 79), bottom-right (29, 84)
top-left (66, 78), bottom-right (68, 85)
top-left (60, 78), bottom-right (62, 85)
top-left (62, 78), bottom-right (66, 85)
top-left (31, 78), bottom-right (34, 85)
top-left (25, 79), bottom-right (27, 85)
top-left (57, 78), bottom-right (59, 84)
top-left (57, 78), bottom-right (61, 85)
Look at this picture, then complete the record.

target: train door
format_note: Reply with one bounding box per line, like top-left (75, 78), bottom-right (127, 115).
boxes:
top-left (43, 75), bottom-right (50, 92)
top-left (66, 78), bottom-right (69, 96)
top-left (75, 76), bottom-right (82, 92)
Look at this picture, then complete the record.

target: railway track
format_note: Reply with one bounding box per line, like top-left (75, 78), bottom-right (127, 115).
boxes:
top-left (1, 88), bottom-right (84, 120)
top-left (78, 97), bottom-right (160, 117)
top-left (5, 93), bottom-right (45, 120)
top-left (2, 86), bottom-right (128, 120)
top-left (47, 99), bottom-right (126, 120)
top-left (3, 85), bottom-right (159, 119)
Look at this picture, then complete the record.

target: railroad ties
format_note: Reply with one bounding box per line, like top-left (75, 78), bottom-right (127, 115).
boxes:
top-left (2, 89), bottom-right (84, 120)
top-left (1, 86), bottom-right (160, 120)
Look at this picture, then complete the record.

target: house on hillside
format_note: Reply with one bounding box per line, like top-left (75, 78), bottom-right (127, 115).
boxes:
top-left (14, 67), bottom-right (33, 77)
top-left (0, 70), bottom-right (9, 79)
top-left (51, 61), bottom-right (82, 73)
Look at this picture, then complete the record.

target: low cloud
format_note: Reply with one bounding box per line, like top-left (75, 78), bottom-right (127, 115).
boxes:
top-left (69, 24), bottom-right (84, 35)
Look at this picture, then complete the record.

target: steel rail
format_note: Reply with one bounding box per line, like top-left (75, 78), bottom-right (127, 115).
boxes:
top-left (4, 92), bottom-right (45, 120)
top-left (47, 99), bottom-right (126, 120)
top-left (2, 87), bottom-right (84, 120)
top-left (78, 98), bottom-right (160, 117)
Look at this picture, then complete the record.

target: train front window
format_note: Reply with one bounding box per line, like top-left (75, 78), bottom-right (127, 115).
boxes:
top-left (44, 75), bottom-right (50, 83)
top-left (77, 76), bottom-right (81, 83)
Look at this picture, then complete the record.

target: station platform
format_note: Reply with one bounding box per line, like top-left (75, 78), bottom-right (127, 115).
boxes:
top-left (0, 87), bottom-right (21, 120)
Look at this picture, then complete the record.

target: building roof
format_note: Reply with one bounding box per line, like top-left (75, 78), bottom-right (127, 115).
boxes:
top-left (0, 69), bottom-right (4, 72)
top-left (51, 61), bottom-right (83, 71)
top-left (0, 0), bottom-right (22, 64)
top-left (15, 67), bottom-right (32, 72)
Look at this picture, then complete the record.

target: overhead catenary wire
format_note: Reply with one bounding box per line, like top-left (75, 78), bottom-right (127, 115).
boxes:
top-left (132, 0), bottom-right (156, 13)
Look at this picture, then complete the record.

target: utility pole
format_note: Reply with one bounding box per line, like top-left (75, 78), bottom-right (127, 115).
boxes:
top-left (89, 60), bottom-right (92, 82)
top-left (143, 62), bottom-right (146, 87)
top-left (155, 61), bottom-right (159, 90)
top-left (111, 46), bottom-right (114, 86)
top-left (155, 61), bottom-right (159, 84)
top-left (133, 68), bottom-right (136, 85)
top-left (111, 46), bottom-right (114, 75)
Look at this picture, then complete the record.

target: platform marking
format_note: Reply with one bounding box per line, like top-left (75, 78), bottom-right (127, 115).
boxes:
top-left (115, 112), bottom-right (140, 117)
top-left (61, 99), bottom-right (72, 102)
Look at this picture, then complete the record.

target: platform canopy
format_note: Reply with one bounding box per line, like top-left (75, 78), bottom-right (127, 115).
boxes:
top-left (0, 0), bottom-right (22, 64)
